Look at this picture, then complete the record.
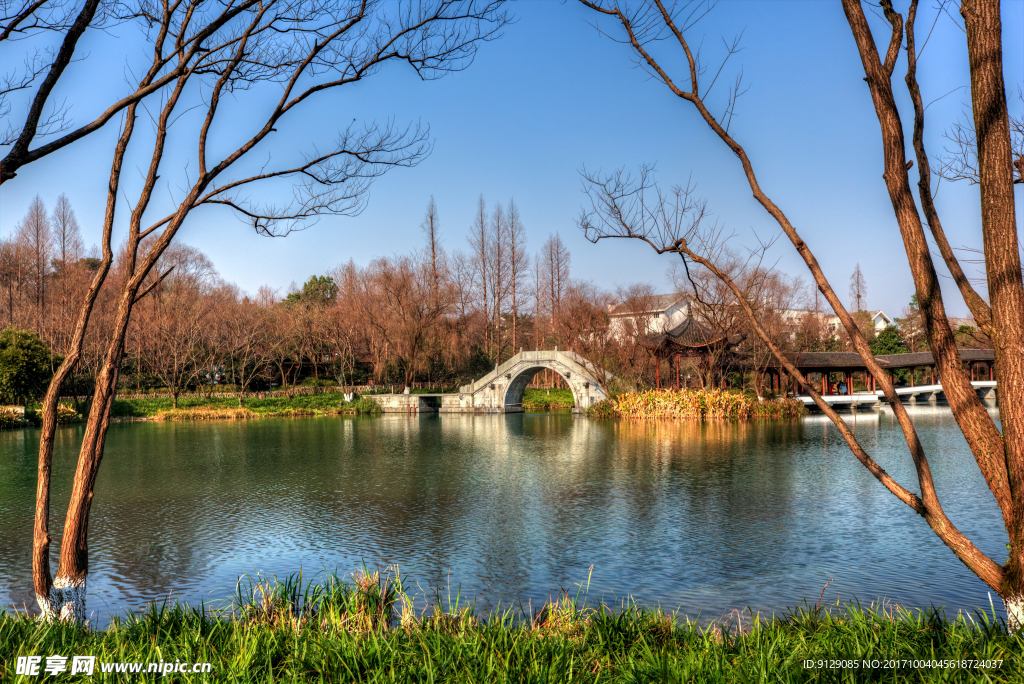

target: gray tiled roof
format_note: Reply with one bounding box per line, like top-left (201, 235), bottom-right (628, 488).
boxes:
top-left (781, 349), bottom-right (993, 369)
top-left (645, 317), bottom-right (727, 350)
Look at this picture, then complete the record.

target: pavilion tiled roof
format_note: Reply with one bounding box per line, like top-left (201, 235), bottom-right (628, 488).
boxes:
top-left (781, 348), bottom-right (994, 369)
top-left (645, 318), bottom-right (727, 351)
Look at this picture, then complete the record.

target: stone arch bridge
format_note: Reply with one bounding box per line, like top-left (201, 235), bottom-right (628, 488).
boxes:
top-left (454, 350), bottom-right (610, 413)
top-left (372, 350), bottom-right (611, 414)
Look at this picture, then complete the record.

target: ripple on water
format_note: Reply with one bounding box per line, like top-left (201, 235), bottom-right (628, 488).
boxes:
top-left (0, 410), bottom-right (1010, 627)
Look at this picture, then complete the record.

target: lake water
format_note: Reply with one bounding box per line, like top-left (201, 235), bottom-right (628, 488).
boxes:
top-left (0, 408), bottom-right (1009, 627)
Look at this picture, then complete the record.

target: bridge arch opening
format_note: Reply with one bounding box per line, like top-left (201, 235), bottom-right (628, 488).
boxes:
top-left (503, 365), bottom-right (588, 411)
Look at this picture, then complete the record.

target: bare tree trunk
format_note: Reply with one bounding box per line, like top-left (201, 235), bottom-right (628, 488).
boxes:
top-left (843, 0), bottom-right (1018, 619)
top-left (33, 101), bottom-right (130, 621)
top-left (961, 0), bottom-right (1024, 624)
top-left (576, 0), bottom-right (1019, 629)
top-left (47, 290), bottom-right (134, 622)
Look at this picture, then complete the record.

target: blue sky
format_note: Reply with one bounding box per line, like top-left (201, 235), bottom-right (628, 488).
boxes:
top-left (1, 0), bottom-right (1021, 317)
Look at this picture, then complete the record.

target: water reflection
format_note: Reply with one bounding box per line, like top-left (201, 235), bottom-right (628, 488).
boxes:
top-left (0, 409), bottom-right (1008, 627)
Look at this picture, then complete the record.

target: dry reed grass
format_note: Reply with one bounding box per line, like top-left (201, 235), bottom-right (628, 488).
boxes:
top-left (156, 407), bottom-right (259, 421)
top-left (597, 389), bottom-right (804, 421)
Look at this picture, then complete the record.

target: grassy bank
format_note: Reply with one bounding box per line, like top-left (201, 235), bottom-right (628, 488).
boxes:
top-left (590, 388), bottom-right (806, 420)
top-left (522, 387), bottom-right (574, 410)
top-left (1, 573), bottom-right (1019, 682)
top-left (102, 393), bottom-right (381, 420)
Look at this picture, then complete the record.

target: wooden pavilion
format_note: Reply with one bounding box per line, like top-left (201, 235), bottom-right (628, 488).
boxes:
top-left (644, 318), bottom-right (743, 389)
top-left (762, 349), bottom-right (996, 396)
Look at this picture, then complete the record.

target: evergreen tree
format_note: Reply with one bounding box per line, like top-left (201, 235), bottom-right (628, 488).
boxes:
top-left (869, 325), bottom-right (909, 355)
top-left (286, 275), bottom-right (339, 306)
top-left (0, 327), bottom-right (53, 407)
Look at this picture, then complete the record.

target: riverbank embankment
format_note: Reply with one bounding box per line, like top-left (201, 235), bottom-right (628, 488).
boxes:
top-left (19, 388), bottom-right (814, 425)
top-left (1, 573), bottom-right (1018, 682)
top-left (5, 390), bottom-right (562, 426)
top-left (590, 389), bottom-right (806, 420)
top-left (43, 388), bottom-right (571, 424)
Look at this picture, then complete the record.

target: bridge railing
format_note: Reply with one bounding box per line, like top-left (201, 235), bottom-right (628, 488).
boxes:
top-left (459, 349), bottom-right (603, 394)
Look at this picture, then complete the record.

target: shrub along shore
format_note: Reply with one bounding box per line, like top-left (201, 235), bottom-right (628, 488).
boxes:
top-left (9, 388), bottom-right (807, 426)
top-left (10, 388), bottom-right (568, 425)
top-left (0, 572), bottom-right (1019, 682)
top-left (589, 389), bottom-right (806, 420)
top-left (109, 388), bottom-right (571, 420)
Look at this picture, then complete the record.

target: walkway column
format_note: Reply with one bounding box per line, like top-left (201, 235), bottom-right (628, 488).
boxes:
top-left (675, 354), bottom-right (680, 390)
top-left (656, 360), bottom-right (660, 389)
top-left (910, 368), bottom-right (915, 387)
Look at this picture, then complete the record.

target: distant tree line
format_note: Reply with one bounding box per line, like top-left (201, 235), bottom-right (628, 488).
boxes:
top-left (2, 194), bottom-right (990, 405)
top-left (0, 194), bottom-right (612, 403)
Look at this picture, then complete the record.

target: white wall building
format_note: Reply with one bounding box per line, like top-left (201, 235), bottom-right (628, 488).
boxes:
top-left (607, 293), bottom-right (892, 342)
top-left (607, 293), bottom-right (692, 338)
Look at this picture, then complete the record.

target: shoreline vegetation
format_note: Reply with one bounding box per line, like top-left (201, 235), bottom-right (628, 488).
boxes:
top-left (588, 389), bottom-right (806, 420)
top-left (1, 573), bottom-right (1019, 683)
top-left (7, 388), bottom-right (809, 427)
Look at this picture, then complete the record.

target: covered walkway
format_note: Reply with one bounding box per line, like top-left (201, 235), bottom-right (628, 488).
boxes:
top-left (762, 349), bottom-right (995, 397)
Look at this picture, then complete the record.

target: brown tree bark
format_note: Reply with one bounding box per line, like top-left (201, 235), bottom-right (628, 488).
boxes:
top-left (32, 107), bottom-right (125, 620)
top-left (961, 0), bottom-right (1024, 622)
top-left (576, 0), bottom-right (1021, 629)
top-left (841, 0), bottom-right (1010, 530)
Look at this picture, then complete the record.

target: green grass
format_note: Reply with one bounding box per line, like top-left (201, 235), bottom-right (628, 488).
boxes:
top-left (104, 393), bottom-right (380, 419)
top-left (2, 573), bottom-right (1020, 682)
top-left (522, 387), bottom-right (575, 410)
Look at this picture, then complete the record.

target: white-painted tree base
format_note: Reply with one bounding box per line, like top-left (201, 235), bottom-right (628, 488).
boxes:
top-left (37, 575), bottom-right (86, 624)
top-left (1005, 594), bottom-right (1023, 634)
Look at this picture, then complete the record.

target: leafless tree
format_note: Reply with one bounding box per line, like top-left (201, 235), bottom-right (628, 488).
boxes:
top-left (487, 202), bottom-right (507, 359)
top-left (505, 197), bottom-right (528, 352)
top-left (533, 252), bottom-right (544, 348)
top-left (372, 254), bottom-right (450, 386)
top-left (541, 232), bottom-right (570, 340)
top-left (28, 0), bottom-right (510, 623)
top-left (939, 91), bottom-right (1024, 186)
top-left (141, 245), bottom-right (217, 408)
top-left (0, 0), bottom-right (268, 183)
top-left (849, 263), bottom-right (867, 312)
top-left (558, 279), bottom-right (614, 394)
top-left (49, 193), bottom-right (83, 354)
top-left (0, 238), bottom-right (18, 325)
top-left (421, 196), bottom-right (444, 309)
top-left (49, 193), bottom-right (82, 268)
top-left (14, 194), bottom-right (51, 328)
top-left (265, 302), bottom-right (301, 397)
top-left (221, 292), bottom-right (268, 407)
top-left (468, 195), bottom-right (491, 357)
top-left (576, 0), bottom-right (1024, 629)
